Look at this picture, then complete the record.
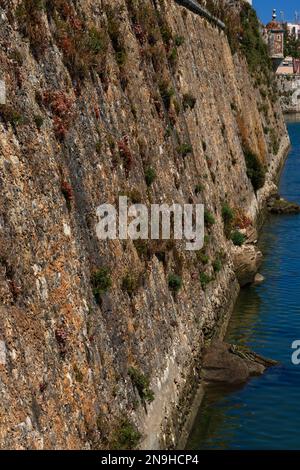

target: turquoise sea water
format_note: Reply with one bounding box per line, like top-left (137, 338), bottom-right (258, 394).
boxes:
top-left (186, 120), bottom-right (300, 450)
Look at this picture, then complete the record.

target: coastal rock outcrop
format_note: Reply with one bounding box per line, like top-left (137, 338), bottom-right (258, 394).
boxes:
top-left (201, 340), bottom-right (278, 387)
top-left (232, 244), bottom-right (263, 286)
top-left (267, 192), bottom-right (300, 214)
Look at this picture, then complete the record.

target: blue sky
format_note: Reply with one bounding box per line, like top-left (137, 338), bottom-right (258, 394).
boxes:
top-left (254, 0), bottom-right (300, 24)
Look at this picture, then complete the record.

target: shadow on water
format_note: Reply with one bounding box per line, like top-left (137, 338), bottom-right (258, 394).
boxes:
top-left (186, 117), bottom-right (300, 450)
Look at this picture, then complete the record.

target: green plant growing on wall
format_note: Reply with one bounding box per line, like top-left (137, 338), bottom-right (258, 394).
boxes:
top-left (158, 15), bottom-right (173, 47)
top-left (183, 93), bottom-right (197, 110)
top-left (199, 272), bottom-right (211, 289)
top-left (231, 230), bottom-right (246, 246)
top-left (168, 274), bottom-right (182, 293)
top-left (197, 251), bottom-right (209, 265)
top-left (195, 183), bottom-right (204, 195)
top-left (177, 143), bottom-right (192, 157)
top-left (111, 417), bottom-right (141, 450)
top-left (107, 6), bottom-right (127, 67)
top-left (175, 35), bottom-right (185, 47)
top-left (48, 2), bottom-right (108, 80)
top-left (128, 367), bottom-right (155, 404)
top-left (34, 115), bottom-right (44, 129)
top-left (239, 4), bottom-right (272, 77)
top-left (0, 104), bottom-right (24, 127)
top-left (204, 210), bottom-right (215, 227)
top-left (213, 258), bottom-right (222, 273)
top-left (159, 81), bottom-right (175, 110)
top-left (145, 167), bottom-right (156, 187)
top-left (168, 47), bottom-right (178, 68)
top-left (243, 146), bottom-right (266, 191)
top-left (91, 267), bottom-right (112, 303)
top-left (222, 203), bottom-right (234, 237)
top-left (16, 0), bottom-right (46, 54)
top-left (122, 274), bottom-right (139, 297)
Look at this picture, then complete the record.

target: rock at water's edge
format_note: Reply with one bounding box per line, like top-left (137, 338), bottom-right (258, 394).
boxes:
top-left (232, 244), bottom-right (263, 287)
top-left (201, 340), bottom-right (277, 387)
top-left (267, 192), bottom-right (300, 214)
top-left (254, 273), bottom-right (265, 284)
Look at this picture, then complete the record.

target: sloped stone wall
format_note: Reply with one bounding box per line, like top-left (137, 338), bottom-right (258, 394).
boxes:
top-left (0, 0), bottom-right (289, 449)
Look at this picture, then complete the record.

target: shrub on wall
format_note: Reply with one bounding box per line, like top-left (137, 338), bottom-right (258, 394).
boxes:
top-left (231, 230), bottom-right (246, 246)
top-left (243, 146), bottom-right (266, 192)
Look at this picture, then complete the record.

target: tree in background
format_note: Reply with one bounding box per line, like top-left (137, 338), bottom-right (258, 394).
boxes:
top-left (284, 24), bottom-right (300, 58)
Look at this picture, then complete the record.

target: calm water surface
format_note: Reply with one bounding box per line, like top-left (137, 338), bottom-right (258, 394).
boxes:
top-left (186, 120), bottom-right (300, 450)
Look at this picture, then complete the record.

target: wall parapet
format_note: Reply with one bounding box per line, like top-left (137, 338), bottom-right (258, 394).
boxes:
top-left (174, 0), bottom-right (225, 30)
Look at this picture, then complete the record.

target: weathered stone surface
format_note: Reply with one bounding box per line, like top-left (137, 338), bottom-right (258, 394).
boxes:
top-left (232, 245), bottom-right (263, 286)
top-left (201, 340), bottom-right (276, 386)
top-left (0, 0), bottom-right (289, 450)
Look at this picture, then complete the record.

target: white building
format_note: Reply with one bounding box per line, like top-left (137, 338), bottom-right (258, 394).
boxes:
top-left (286, 23), bottom-right (300, 39)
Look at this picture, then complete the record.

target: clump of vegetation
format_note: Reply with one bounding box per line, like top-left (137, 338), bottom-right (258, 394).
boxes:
top-left (175, 35), bottom-right (185, 47)
top-left (128, 367), bottom-right (155, 404)
top-left (205, 1), bottom-right (272, 86)
top-left (111, 417), bottom-right (141, 450)
top-left (204, 210), bottom-right (215, 227)
top-left (213, 258), bottom-right (222, 273)
top-left (221, 203), bottom-right (234, 237)
top-left (168, 274), bottom-right (182, 293)
top-left (91, 267), bottom-right (112, 303)
top-left (195, 183), bottom-right (204, 195)
top-left (183, 93), bottom-right (196, 111)
top-left (168, 46), bottom-right (178, 68)
top-left (16, 0), bottom-right (47, 55)
top-left (122, 274), bottom-right (139, 297)
top-left (199, 272), bottom-right (211, 289)
top-left (41, 89), bottom-right (74, 139)
top-left (238, 4), bottom-right (271, 77)
top-left (47, 2), bottom-right (108, 80)
top-left (159, 81), bottom-right (175, 110)
top-left (243, 146), bottom-right (266, 192)
top-left (231, 230), bottom-right (246, 246)
top-left (34, 115), bottom-right (44, 129)
top-left (177, 143), bottom-right (192, 158)
top-left (222, 203), bottom-right (234, 224)
top-left (107, 6), bottom-right (127, 67)
top-left (158, 14), bottom-right (173, 47)
top-left (0, 104), bottom-right (24, 127)
top-left (197, 251), bottom-right (209, 265)
top-left (145, 167), bottom-right (156, 187)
